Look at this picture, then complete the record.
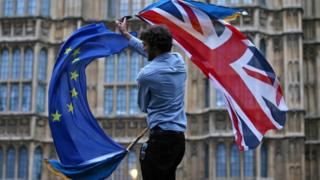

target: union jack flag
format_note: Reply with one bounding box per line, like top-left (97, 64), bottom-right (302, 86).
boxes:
top-left (138, 0), bottom-right (288, 151)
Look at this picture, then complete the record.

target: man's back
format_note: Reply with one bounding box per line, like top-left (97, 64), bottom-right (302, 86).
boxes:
top-left (137, 52), bottom-right (187, 132)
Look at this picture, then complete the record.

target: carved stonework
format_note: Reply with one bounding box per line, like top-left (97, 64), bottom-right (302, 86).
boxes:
top-left (41, 21), bottom-right (51, 37)
top-left (243, 9), bottom-right (254, 26)
top-left (2, 21), bottom-right (11, 36)
top-left (14, 21), bottom-right (23, 36)
top-left (26, 20), bottom-right (36, 36)
top-left (259, 9), bottom-right (268, 27)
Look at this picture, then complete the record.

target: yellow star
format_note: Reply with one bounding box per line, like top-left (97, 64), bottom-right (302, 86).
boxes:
top-left (72, 58), bottom-right (80, 64)
top-left (70, 88), bottom-right (78, 98)
top-left (67, 103), bottom-right (74, 113)
top-left (70, 71), bottom-right (79, 81)
top-left (51, 110), bottom-right (62, 122)
top-left (64, 47), bottom-right (72, 55)
top-left (72, 48), bottom-right (81, 57)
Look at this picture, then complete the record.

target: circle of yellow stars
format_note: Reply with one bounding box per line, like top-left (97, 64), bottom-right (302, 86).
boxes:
top-left (52, 47), bottom-right (82, 122)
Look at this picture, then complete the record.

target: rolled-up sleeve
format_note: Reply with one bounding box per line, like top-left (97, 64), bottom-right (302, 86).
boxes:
top-left (137, 73), bottom-right (151, 113)
top-left (129, 36), bottom-right (147, 57)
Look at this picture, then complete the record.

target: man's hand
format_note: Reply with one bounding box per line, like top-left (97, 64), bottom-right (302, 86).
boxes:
top-left (116, 17), bottom-right (132, 40)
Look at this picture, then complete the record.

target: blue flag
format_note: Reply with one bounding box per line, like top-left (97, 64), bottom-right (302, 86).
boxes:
top-left (47, 23), bottom-right (131, 180)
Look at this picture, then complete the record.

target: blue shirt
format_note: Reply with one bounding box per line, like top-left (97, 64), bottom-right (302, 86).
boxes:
top-left (129, 36), bottom-right (187, 132)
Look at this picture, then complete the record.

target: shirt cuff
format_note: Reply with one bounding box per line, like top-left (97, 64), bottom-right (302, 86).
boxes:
top-left (128, 36), bottom-right (142, 46)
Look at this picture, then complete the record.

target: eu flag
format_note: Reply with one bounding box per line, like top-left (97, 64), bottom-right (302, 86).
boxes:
top-left (47, 23), bottom-right (131, 179)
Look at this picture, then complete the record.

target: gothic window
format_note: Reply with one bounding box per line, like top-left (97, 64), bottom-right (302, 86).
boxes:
top-left (230, 0), bottom-right (239, 4)
top-left (120, 0), bottom-right (129, 17)
top-left (261, 145), bottom-right (268, 177)
top-left (204, 143), bottom-right (209, 178)
top-left (260, 39), bottom-right (267, 57)
top-left (0, 85), bottom-right (7, 111)
top-left (116, 87), bottom-right (126, 115)
top-left (10, 84), bottom-right (19, 111)
top-left (40, 0), bottom-right (50, 16)
top-left (217, 0), bottom-right (226, 5)
top-left (4, 0), bottom-right (14, 16)
top-left (129, 87), bottom-right (138, 114)
top-left (117, 53), bottom-right (127, 82)
top-left (0, 147), bottom-right (3, 178)
top-left (243, 0), bottom-right (253, 4)
top-left (17, 0), bottom-right (25, 16)
top-left (104, 87), bottom-right (113, 115)
top-left (230, 144), bottom-right (240, 177)
top-left (144, 0), bottom-right (154, 6)
top-left (128, 151), bottom-right (138, 180)
top-left (22, 84), bottom-right (32, 112)
top-left (36, 85), bottom-right (46, 112)
top-left (28, 0), bottom-right (37, 15)
top-left (105, 56), bottom-right (115, 83)
top-left (0, 48), bottom-right (9, 80)
top-left (24, 48), bottom-right (33, 80)
top-left (12, 49), bottom-right (21, 80)
top-left (130, 51), bottom-right (140, 82)
top-left (38, 48), bottom-right (48, 81)
top-left (205, 79), bottom-right (210, 108)
top-left (6, 147), bottom-right (16, 179)
top-left (18, 146), bottom-right (28, 179)
top-left (215, 89), bottom-right (225, 108)
top-left (216, 143), bottom-right (227, 177)
top-left (244, 150), bottom-right (255, 177)
top-left (259, 0), bottom-right (266, 6)
top-left (32, 147), bottom-right (43, 180)
top-left (107, 0), bottom-right (116, 18)
top-left (132, 0), bottom-right (141, 14)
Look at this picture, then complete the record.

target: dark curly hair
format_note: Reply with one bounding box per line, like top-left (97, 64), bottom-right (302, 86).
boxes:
top-left (140, 25), bottom-right (173, 53)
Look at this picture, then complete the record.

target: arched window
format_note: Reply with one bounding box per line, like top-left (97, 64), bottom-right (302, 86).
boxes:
top-left (0, 85), bottom-right (7, 111)
top-left (204, 143), bottom-right (209, 178)
top-left (104, 87), bottom-right (113, 115)
top-left (18, 146), bottom-right (28, 179)
top-left (6, 147), bottom-right (16, 179)
top-left (17, 0), bottom-right (25, 16)
top-left (244, 0), bottom-right (253, 4)
top-left (117, 53), bottom-right (127, 82)
top-left (120, 0), bottom-right (129, 17)
top-left (205, 79), bottom-right (210, 108)
top-left (129, 87), bottom-right (138, 114)
top-left (260, 0), bottom-right (266, 6)
top-left (128, 151), bottom-right (138, 180)
top-left (230, 144), bottom-right (240, 177)
top-left (38, 48), bottom-right (48, 81)
top-left (244, 150), bottom-right (255, 177)
top-left (12, 49), bottom-right (21, 80)
top-left (216, 143), bottom-right (226, 177)
top-left (261, 145), bottom-right (268, 177)
top-left (105, 56), bottom-right (115, 83)
top-left (4, 0), bottom-right (14, 16)
top-left (10, 84), bottom-right (19, 111)
top-left (0, 147), bottom-right (3, 178)
top-left (40, 0), bottom-right (50, 16)
top-left (24, 48), bottom-right (33, 80)
top-left (116, 87), bottom-right (126, 115)
top-left (33, 147), bottom-right (43, 180)
top-left (22, 84), bottom-right (31, 112)
top-left (230, 0), bottom-right (239, 4)
top-left (28, 0), bottom-right (37, 15)
top-left (215, 89), bottom-right (225, 108)
top-left (130, 51), bottom-right (140, 82)
top-left (0, 49), bottom-right (9, 80)
top-left (36, 85), bottom-right (46, 112)
top-left (132, 0), bottom-right (141, 14)
top-left (260, 39), bottom-right (267, 57)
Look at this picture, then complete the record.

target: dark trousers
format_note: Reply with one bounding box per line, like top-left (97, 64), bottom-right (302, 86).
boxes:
top-left (139, 130), bottom-right (185, 180)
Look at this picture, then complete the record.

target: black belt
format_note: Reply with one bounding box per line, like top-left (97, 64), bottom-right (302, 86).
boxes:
top-left (149, 126), bottom-right (184, 135)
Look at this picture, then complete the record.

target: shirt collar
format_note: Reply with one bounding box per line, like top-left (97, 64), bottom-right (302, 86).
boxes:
top-left (153, 52), bottom-right (171, 62)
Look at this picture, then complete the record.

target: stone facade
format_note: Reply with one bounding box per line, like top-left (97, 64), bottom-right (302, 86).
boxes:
top-left (0, 0), bottom-right (319, 180)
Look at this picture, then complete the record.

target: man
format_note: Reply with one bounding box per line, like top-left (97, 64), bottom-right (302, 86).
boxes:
top-left (116, 18), bottom-right (187, 180)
